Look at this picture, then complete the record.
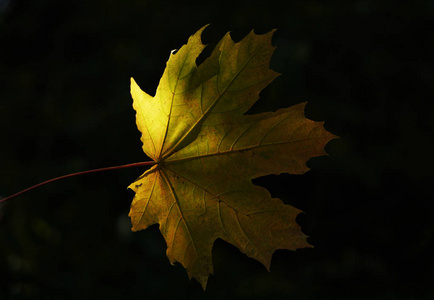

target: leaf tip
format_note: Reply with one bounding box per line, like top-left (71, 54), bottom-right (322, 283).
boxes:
top-left (130, 77), bottom-right (141, 91)
top-left (191, 24), bottom-right (210, 45)
top-left (201, 23), bottom-right (211, 31)
top-left (196, 275), bottom-right (209, 291)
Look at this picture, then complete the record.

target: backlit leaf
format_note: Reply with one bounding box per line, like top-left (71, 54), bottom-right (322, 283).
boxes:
top-left (128, 26), bottom-right (337, 289)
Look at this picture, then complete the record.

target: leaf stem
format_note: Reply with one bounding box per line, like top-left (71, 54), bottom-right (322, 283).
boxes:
top-left (0, 161), bottom-right (156, 204)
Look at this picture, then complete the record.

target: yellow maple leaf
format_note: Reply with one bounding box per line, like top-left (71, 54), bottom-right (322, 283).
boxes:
top-left (128, 25), bottom-right (337, 289)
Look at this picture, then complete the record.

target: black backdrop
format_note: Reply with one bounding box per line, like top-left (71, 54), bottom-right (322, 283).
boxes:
top-left (1, 0), bottom-right (433, 299)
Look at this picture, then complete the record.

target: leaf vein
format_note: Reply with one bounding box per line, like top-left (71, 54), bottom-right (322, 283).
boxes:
top-left (160, 168), bottom-right (198, 257)
top-left (161, 45), bottom-right (263, 160)
top-left (168, 135), bottom-right (331, 164)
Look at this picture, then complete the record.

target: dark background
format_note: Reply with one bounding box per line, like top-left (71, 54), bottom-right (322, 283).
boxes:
top-left (1, 0), bottom-right (433, 299)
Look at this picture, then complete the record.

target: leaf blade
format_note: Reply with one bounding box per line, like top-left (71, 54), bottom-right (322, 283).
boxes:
top-left (129, 27), bottom-right (337, 289)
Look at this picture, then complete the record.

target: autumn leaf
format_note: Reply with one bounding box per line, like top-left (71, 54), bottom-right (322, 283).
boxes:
top-left (128, 25), bottom-right (337, 289)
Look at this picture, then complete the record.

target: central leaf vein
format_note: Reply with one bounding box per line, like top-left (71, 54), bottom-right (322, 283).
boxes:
top-left (161, 45), bottom-right (264, 160)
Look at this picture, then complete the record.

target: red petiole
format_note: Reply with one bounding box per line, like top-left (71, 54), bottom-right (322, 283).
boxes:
top-left (0, 161), bottom-right (156, 204)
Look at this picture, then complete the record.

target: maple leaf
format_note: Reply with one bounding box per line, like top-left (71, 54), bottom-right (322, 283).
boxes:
top-left (128, 25), bottom-right (337, 289)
